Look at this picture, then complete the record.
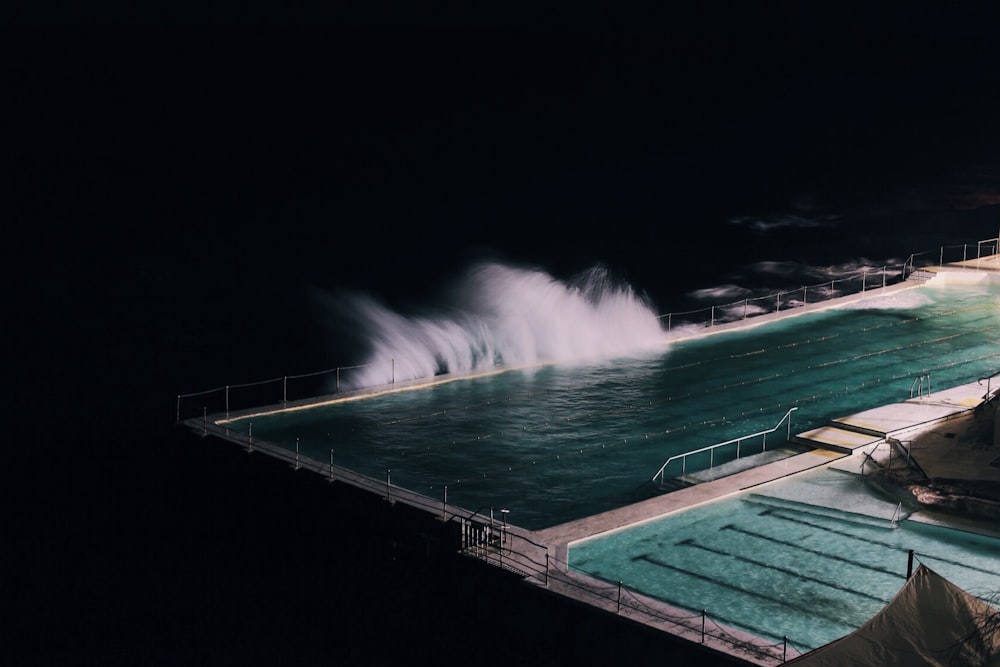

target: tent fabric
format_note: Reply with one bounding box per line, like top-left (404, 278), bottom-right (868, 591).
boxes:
top-left (787, 564), bottom-right (1000, 666)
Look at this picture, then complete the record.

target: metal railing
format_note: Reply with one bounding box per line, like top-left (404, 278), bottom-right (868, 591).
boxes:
top-left (903, 239), bottom-right (1000, 278)
top-left (656, 266), bottom-right (901, 332)
top-left (658, 238), bottom-right (999, 333)
top-left (176, 363), bottom-right (374, 422)
top-left (978, 371), bottom-right (1000, 402)
top-left (189, 412), bottom-right (801, 663)
top-left (651, 407), bottom-right (798, 486)
top-left (910, 374), bottom-right (931, 398)
top-left (177, 237), bottom-right (1000, 421)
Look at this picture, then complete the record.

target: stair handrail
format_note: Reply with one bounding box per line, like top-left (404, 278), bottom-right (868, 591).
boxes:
top-left (979, 371), bottom-right (1000, 402)
top-left (910, 374), bottom-right (931, 399)
top-left (651, 407), bottom-right (799, 485)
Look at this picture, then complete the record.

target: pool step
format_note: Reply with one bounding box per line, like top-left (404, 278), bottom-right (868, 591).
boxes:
top-left (906, 269), bottom-right (936, 284)
top-left (675, 445), bottom-right (812, 486)
top-left (656, 476), bottom-right (695, 492)
top-left (793, 425), bottom-right (883, 454)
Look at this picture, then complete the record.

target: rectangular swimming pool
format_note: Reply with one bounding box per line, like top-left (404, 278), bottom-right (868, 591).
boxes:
top-left (221, 281), bottom-right (1000, 530)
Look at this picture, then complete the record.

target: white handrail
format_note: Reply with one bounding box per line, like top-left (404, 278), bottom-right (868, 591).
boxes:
top-left (651, 407), bottom-right (799, 484)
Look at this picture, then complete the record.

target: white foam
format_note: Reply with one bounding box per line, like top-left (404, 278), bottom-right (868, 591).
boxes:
top-left (337, 262), bottom-right (666, 389)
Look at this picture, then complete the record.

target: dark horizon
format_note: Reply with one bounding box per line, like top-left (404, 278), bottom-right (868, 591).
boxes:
top-left (9, 10), bottom-right (1000, 665)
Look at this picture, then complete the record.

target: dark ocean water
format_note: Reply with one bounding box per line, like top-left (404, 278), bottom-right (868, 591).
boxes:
top-left (9, 16), bottom-right (1000, 666)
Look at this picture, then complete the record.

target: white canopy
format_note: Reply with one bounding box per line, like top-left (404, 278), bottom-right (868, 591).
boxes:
top-left (787, 564), bottom-right (1000, 666)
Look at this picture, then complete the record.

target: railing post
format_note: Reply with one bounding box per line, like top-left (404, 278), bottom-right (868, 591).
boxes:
top-left (329, 449), bottom-right (334, 481)
top-left (295, 437), bottom-right (300, 470)
top-left (743, 299), bottom-right (748, 320)
top-left (202, 406), bottom-right (207, 435)
top-left (176, 395), bottom-right (180, 424)
top-left (617, 581), bottom-right (622, 614)
top-left (442, 485), bottom-right (448, 519)
top-left (225, 385), bottom-right (229, 419)
top-left (701, 610), bottom-right (706, 643)
top-left (248, 422), bottom-right (253, 453)
top-left (283, 376), bottom-right (287, 406)
top-left (653, 407), bottom-right (798, 485)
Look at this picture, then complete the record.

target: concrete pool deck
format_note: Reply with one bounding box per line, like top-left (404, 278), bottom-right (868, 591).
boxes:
top-left (534, 376), bottom-right (999, 550)
top-left (535, 257), bottom-right (1000, 553)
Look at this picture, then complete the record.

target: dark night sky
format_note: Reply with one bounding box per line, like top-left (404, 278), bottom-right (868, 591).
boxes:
top-left (12, 12), bottom-right (1000, 381)
top-left (8, 7), bottom-right (1000, 665)
top-left (14, 12), bottom-right (1000, 335)
top-left (13, 15), bottom-right (1000, 288)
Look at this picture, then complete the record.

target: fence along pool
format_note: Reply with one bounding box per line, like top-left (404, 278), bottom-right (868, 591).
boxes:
top-left (205, 280), bottom-right (1000, 531)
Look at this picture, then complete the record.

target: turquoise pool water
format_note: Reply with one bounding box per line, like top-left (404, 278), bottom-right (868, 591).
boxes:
top-left (567, 465), bottom-right (1000, 652)
top-left (227, 282), bottom-right (1000, 530)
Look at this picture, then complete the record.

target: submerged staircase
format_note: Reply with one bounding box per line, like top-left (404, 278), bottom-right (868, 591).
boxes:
top-left (673, 443), bottom-right (813, 486)
top-left (651, 408), bottom-right (804, 490)
top-left (906, 268), bottom-right (936, 285)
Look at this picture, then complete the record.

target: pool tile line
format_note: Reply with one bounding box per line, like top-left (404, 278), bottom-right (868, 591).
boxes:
top-left (671, 539), bottom-right (891, 603)
top-left (718, 523), bottom-right (906, 580)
